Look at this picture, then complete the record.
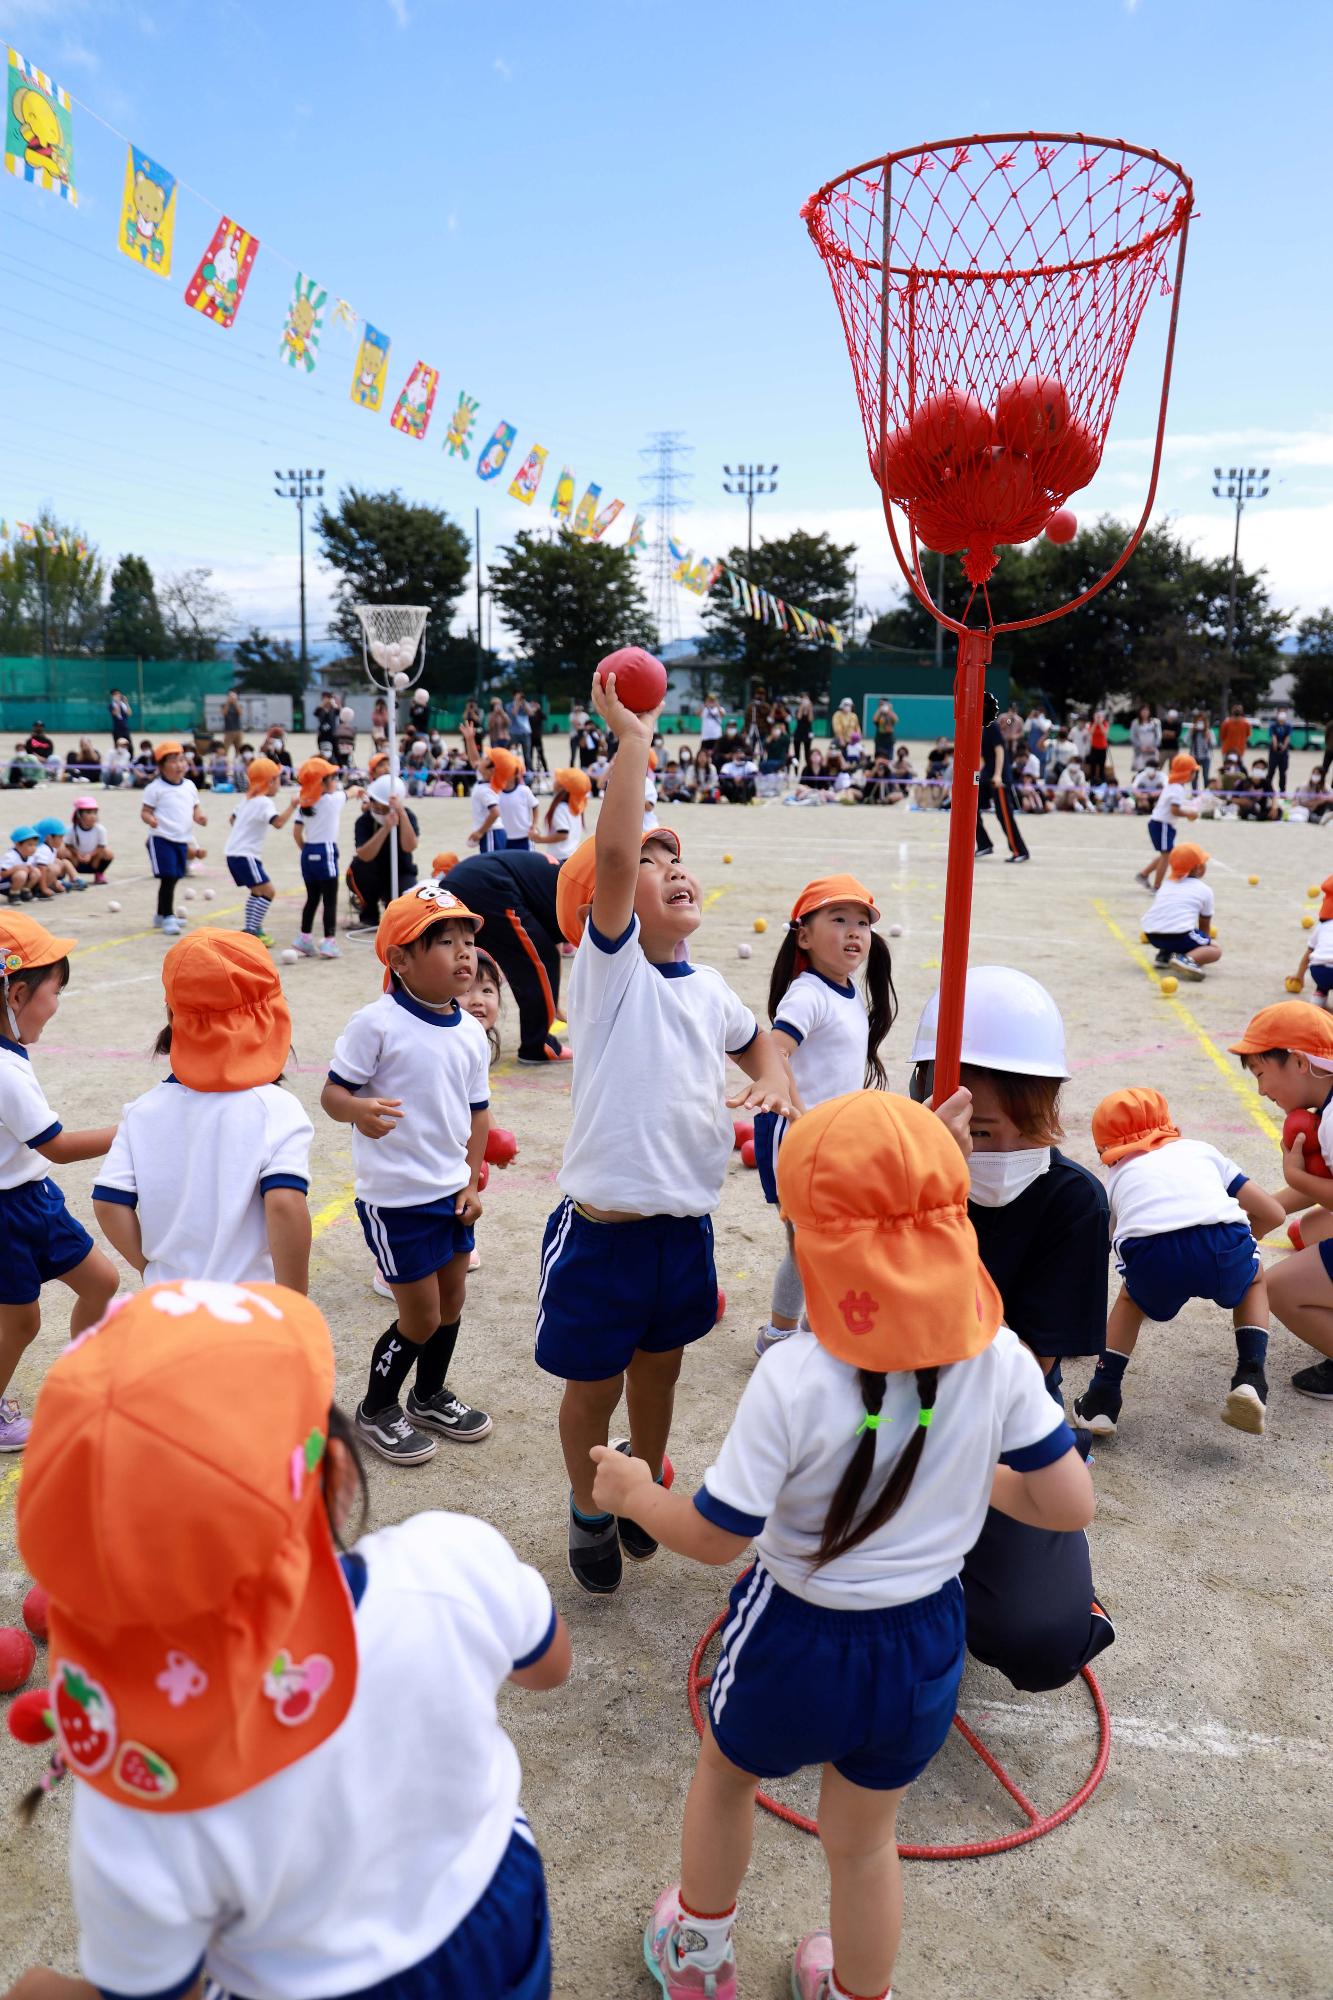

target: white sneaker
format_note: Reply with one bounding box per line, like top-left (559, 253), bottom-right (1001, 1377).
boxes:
top-left (372, 1270), bottom-right (395, 1300)
top-left (318, 938), bottom-right (341, 959)
top-left (468, 1246), bottom-right (480, 1271)
top-left (754, 1321), bottom-right (796, 1358)
top-left (161, 916), bottom-right (183, 937)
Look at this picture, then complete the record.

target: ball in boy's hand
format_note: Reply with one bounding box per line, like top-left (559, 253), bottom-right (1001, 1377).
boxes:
top-left (737, 942), bottom-right (752, 959)
top-left (107, 900), bottom-right (121, 912)
top-left (485, 1126), bottom-right (519, 1168)
top-left (1283, 1108), bottom-right (1331, 1177)
top-left (715, 1290), bottom-right (727, 1324)
top-left (21, 1585), bottom-right (48, 1641)
top-left (6, 1688), bottom-right (54, 1744)
top-left (753, 917), bottom-right (768, 933)
top-left (0, 1628), bottom-right (36, 1693)
top-left (733, 1120), bottom-right (753, 1150)
top-left (279, 948), bottom-right (300, 964)
top-left (595, 647), bottom-right (667, 713)
top-left (661, 1453), bottom-right (674, 1489)
top-left (1286, 976), bottom-right (1304, 993)
top-left (888, 922), bottom-right (903, 937)
top-left (740, 1139), bottom-right (757, 1168)
top-left (1159, 976), bottom-right (1178, 995)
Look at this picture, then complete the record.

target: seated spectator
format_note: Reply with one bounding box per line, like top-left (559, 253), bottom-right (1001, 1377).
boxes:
top-left (6, 742), bottom-right (42, 788)
top-left (64, 738), bottom-right (102, 783)
top-left (693, 750), bottom-right (721, 802)
top-left (1131, 760), bottom-right (1163, 813)
top-left (261, 726), bottom-right (293, 772)
top-left (208, 746), bottom-right (230, 788)
top-left (587, 749), bottom-right (611, 795)
top-left (719, 750), bottom-right (759, 803)
top-left (761, 719), bottom-right (791, 773)
top-left (860, 756), bottom-right (897, 804)
top-left (1091, 755), bottom-right (1121, 813)
top-left (919, 740), bottom-right (952, 808)
top-left (1054, 760), bottom-right (1091, 812)
top-left (132, 739), bottom-right (158, 787)
top-left (185, 748), bottom-right (209, 790)
top-left (1015, 748), bottom-right (1047, 814)
top-left (828, 752), bottom-right (862, 803)
top-left (102, 742), bottom-right (132, 789)
top-left (23, 722), bottom-right (56, 772)
top-left (661, 758), bottom-right (692, 804)
top-left (1239, 759), bottom-right (1282, 823)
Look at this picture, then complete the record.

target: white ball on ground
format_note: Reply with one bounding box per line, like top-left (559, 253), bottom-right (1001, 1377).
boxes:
top-left (279, 948), bottom-right (300, 965)
top-left (107, 899), bottom-right (121, 912)
top-left (183, 888), bottom-right (196, 900)
top-left (392, 670), bottom-right (411, 690)
top-left (202, 888), bottom-right (215, 901)
top-left (737, 942), bottom-right (752, 959)
top-left (888, 922), bottom-right (904, 937)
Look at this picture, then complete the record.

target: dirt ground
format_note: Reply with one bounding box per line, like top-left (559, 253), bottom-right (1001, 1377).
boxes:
top-left (1, 738), bottom-right (1329, 2000)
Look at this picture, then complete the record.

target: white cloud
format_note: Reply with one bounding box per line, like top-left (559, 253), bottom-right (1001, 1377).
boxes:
top-left (446, 211), bottom-right (459, 233)
top-left (494, 55), bottom-right (511, 79)
top-left (58, 39), bottom-right (99, 70)
top-left (386, 0), bottom-right (409, 25)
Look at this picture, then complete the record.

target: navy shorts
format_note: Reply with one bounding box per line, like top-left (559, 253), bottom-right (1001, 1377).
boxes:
top-left (0, 1177), bottom-right (94, 1305)
top-left (1148, 820), bottom-right (1177, 853)
top-left (146, 835), bottom-right (188, 878)
top-left (356, 1195), bottom-right (474, 1286)
top-left (754, 1109), bottom-right (788, 1207)
top-left (1117, 1219), bottom-right (1259, 1322)
top-left (1312, 965), bottom-right (1333, 995)
top-left (534, 1199), bottom-right (717, 1380)
top-left (301, 840), bottom-right (339, 883)
top-left (477, 826), bottom-right (508, 854)
top-left (1146, 928), bottom-right (1210, 955)
top-left (707, 1566), bottom-right (966, 1792)
top-left (226, 854), bottom-right (270, 888)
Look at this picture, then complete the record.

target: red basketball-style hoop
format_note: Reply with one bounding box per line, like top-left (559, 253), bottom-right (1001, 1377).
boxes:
top-left (803, 133), bottom-right (1194, 1100)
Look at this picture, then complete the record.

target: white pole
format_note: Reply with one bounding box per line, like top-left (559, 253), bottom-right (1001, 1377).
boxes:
top-left (387, 683), bottom-right (400, 901)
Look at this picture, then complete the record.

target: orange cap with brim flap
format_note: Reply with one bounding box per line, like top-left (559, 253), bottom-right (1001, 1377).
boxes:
top-left (1092, 1086), bottom-right (1181, 1166)
top-left (555, 827), bottom-right (681, 947)
top-left (1319, 873), bottom-right (1333, 922)
top-left (0, 910), bottom-right (76, 979)
top-left (246, 756), bottom-right (281, 797)
top-left (375, 883), bottom-right (483, 991)
top-left (791, 873), bottom-right (881, 926)
top-left (161, 932), bottom-right (292, 1092)
top-left (297, 758), bottom-right (339, 810)
top-left (1228, 1000), bottom-right (1333, 1066)
top-left (554, 768), bottom-right (591, 814)
top-left (486, 748), bottom-right (522, 789)
top-left (1167, 842), bottom-right (1209, 877)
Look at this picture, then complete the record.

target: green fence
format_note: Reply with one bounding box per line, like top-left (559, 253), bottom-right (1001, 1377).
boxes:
top-left (0, 657), bottom-right (219, 735)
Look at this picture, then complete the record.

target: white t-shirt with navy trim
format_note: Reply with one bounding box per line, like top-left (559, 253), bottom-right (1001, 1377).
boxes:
top-left (695, 1327), bottom-right (1071, 1609)
top-left (1104, 1138), bottom-right (1248, 1253)
top-left (1142, 877), bottom-right (1214, 938)
top-left (69, 1511), bottom-right (555, 2000)
top-left (298, 789), bottom-right (344, 849)
top-left (496, 782), bottom-right (537, 842)
top-left (142, 776), bottom-right (199, 845)
top-left (330, 989), bottom-right (490, 1210)
top-left (93, 1079), bottom-right (312, 1285)
top-left (224, 794), bottom-right (279, 860)
top-left (0, 1038), bottom-right (60, 1189)
top-left (1149, 779), bottom-right (1193, 827)
top-left (470, 782), bottom-right (502, 835)
top-left (772, 968), bottom-right (869, 1108)
top-left (0, 847), bottom-right (33, 877)
top-left (1309, 917), bottom-right (1333, 969)
top-left (560, 916), bottom-right (758, 1217)
top-left (545, 801), bottom-right (583, 862)
top-left (69, 820), bottom-right (108, 859)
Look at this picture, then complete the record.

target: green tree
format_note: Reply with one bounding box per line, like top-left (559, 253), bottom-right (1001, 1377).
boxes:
top-left (698, 529), bottom-right (856, 703)
top-left (160, 568), bottom-right (231, 661)
top-left (487, 529), bottom-right (657, 700)
top-left (103, 554), bottom-right (168, 660)
top-left (232, 627), bottom-right (306, 703)
top-left (1291, 610), bottom-right (1333, 726)
top-left (317, 487), bottom-right (471, 666)
top-left (0, 512), bottom-right (105, 656)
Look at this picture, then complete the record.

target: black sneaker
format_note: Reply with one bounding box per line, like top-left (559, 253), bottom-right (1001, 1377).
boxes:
top-left (406, 1385), bottom-right (494, 1442)
top-left (1153, 949), bottom-right (1172, 966)
top-left (611, 1438), bottom-right (658, 1561)
top-left (1291, 1357), bottom-right (1333, 1399)
top-left (1004, 852), bottom-right (1030, 864)
top-left (1223, 1362), bottom-right (1268, 1435)
top-left (568, 1504), bottom-right (622, 1594)
top-left (355, 1399), bottom-right (437, 1464)
top-left (1073, 1377), bottom-right (1122, 1436)
top-left (975, 847), bottom-right (993, 859)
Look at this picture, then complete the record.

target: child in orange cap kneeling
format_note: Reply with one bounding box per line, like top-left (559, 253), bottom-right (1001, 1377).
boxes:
top-left (1230, 1000), bottom-right (1333, 1402)
top-left (0, 914), bottom-right (119, 1451)
top-left (1141, 841), bottom-right (1220, 982)
top-left (540, 665), bottom-right (796, 1596)
top-left (1136, 751), bottom-right (1199, 891)
top-left (1074, 1087), bottom-right (1284, 1439)
top-left (593, 1092), bottom-right (1093, 2000)
top-left (225, 754), bottom-right (297, 945)
top-left (140, 741), bottom-right (207, 939)
top-left (1287, 874), bottom-right (1333, 1007)
top-left (92, 932), bottom-right (313, 1291)
top-left (292, 756), bottom-right (345, 959)
top-left (323, 885), bottom-right (493, 1463)
top-left (13, 1280), bottom-right (570, 2000)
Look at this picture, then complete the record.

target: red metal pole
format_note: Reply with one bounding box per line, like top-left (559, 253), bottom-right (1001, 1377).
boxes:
top-left (932, 627), bottom-right (992, 1107)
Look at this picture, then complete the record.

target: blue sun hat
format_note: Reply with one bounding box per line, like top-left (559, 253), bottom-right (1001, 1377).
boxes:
top-left (9, 826), bottom-right (38, 844)
top-left (34, 818), bottom-right (65, 840)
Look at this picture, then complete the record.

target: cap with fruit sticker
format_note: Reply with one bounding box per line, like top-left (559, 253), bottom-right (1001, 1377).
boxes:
top-left (52, 1662), bottom-right (117, 1777)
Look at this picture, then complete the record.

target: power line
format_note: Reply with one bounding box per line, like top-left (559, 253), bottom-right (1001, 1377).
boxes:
top-left (639, 431), bottom-right (692, 645)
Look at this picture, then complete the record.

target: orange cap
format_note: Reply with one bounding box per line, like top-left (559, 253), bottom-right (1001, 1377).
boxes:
top-left (647, 749), bottom-right (658, 772)
top-left (0, 910), bottom-right (76, 979)
top-left (246, 756), bottom-right (280, 797)
top-left (153, 740), bottom-right (183, 763)
top-left (791, 874), bottom-right (881, 926)
top-left (1169, 753), bottom-right (1198, 782)
top-left (432, 850), bottom-right (459, 877)
top-left (1092, 1086), bottom-right (1181, 1166)
top-left (1319, 873), bottom-right (1333, 922)
top-left (486, 747), bottom-right (522, 789)
top-left (1229, 1001), bottom-right (1333, 1065)
top-left (1167, 842), bottom-right (1209, 877)
top-left (17, 1280), bottom-right (356, 1813)
top-left (162, 933), bottom-right (292, 1092)
top-left (367, 752), bottom-right (390, 780)
top-left (554, 768), bottom-right (591, 814)
top-left (375, 883), bottom-right (482, 991)
top-left (556, 827), bottom-right (681, 947)
top-left (776, 1093), bottom-right (1002, 1372)
top-left (297, 757), bottom-right (339, 810)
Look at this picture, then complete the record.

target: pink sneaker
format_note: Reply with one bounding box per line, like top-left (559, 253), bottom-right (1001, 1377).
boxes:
top-left (791, 1932), bottom-right (835, 2000)
top-left (468, 1247), bottom-right (481, 1271)
top-left (644, 1886), bottom-right (738, 1999)
top-left (0, 1396), bottom-right (31, 1451)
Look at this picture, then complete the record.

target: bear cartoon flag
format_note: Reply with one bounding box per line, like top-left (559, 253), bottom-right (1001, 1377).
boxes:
top-left (350, 325), bottom-right (390, 411)
top-left (117, 144), bottom-right (176, 276)
top-left (280, 274), bottom-right (327, 373)
top-left (184, 217), bottom-right (259, 328)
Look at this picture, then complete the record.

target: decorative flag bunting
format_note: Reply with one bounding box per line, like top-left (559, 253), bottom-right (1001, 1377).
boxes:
top-left (666, 547), bottom-right (843, 646)
top-left (625, 513), bottom-right (648, 555)
top-left (444, 392), bottom-right (480, 459)
top-left (507, 444), bottom-right (548, 505)
top-left (350, 324), bottom-right (390, 410)
top-left (3, 521), bottom-right (87, 556)
top-left (571, 486), bottom-right (602, 537)
top-left (280, 274), bottom-right (327, 372)
top-left (389, 361), bottom-right (439, 439)
top-left (117, 144), bottom-right (175, 275)
top-left (549, 468), bottom-right (575, 522)
top-left (476, 422), bottom-right (517, 481)
top-left (332, 297), bottom-right (357, 329)
top-left (4, 49), bottom-right (74, 203)
top-left (184, 216), bottom-right (259, 328)
top-left (589, 497), bottom-right (624, 541)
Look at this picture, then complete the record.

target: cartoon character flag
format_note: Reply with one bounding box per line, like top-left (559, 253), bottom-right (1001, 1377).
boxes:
top-left (589, 498), bottom-right (624, 542)
top-left (280, 274), bottom-right (327, 373)
top-left (549, 467), bottom-right (576, 522)
top-left (444, 392), bottom-right (480, 459)
top-left (625, 513), bottom-right (648, 556)
top-left (5, 49), bottom-right (74, 203)
top-left (390, 361), bottom-right (439, 439)
top-left (350, 325), bottom-right (390, 410)
top-left (117, 144), bottom-right (175, 274)
top-left (507, 444), bottom-right (548, 506)
top-left (476, 422), bottom-right (517, 481)
top-left (184, 217), bottom-right (259, 328)
top-left (571, 485), bottom-right (603, 538)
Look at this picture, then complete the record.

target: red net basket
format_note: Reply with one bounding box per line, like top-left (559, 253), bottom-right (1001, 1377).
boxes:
top-left (803, 133), bottom-right (1193, 595)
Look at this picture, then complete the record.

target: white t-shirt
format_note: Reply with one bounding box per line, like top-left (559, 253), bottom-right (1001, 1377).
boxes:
top-left (643, 775), bottom-right (659, 831)
top-left (1055, 767), bottom-right (1085, 795)
top-left (31, 842), bottom-right (58, 868)
top-left (1143, 877), bottom-right (1214, 937)
top-left (696, 1328), bottom-right (1069, 1609)
top-left (772, 969), bottom-right (868, 1107)
top-left (699, 705), bottom-right (724, 743)
top-left (329, 990), bottom-right (490, 1209)
top-left (142, 776), bottom-right (199, 844)
top-left (0, 848), bottom-right (31, 877)
top-left (1309, 918), bottom-right (1333, 968)
top-left (93, 1080), bottom-right (312, 1285)
top-left (1150, 779), bottom-right (1194, 826)
top-left (0, 1039), bottom-right (60, 1189)
top-left (470, 782), bottom-right (502, 835)
top-left (70, 1513), bottom-right (554, 2000)
top-left (546, 801), bottom-right (583, 863)
top-left (1105, 1138), bottom-right (1248, 1252)
top-left (561, 916), bottom-right (758, 1216)
top-left (1131, 767), bottom-right (1162, 795)
top-left (69, 820), bottom-right (108, 858)
top-left (496, 783), bottom-right (536, 842)
top-left (225, 795), bottom-right (279, 860)
top-left (299, 789), bottom-right (344, 849)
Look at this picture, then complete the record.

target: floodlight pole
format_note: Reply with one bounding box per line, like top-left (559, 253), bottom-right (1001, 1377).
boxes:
top-left (722, 464), bottom-right (779, 569)
top-left (274, 468), bottom-right (325, 713)
top-left (1211, 466), bottom-right (1269, 713)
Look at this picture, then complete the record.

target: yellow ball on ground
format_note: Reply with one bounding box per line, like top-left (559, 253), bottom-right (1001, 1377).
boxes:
top-left (1248, 874), bottom-right (1259, 885)
top-left (1309, 884), bottom-right (1321, 898)
top-left (1160, 975), bottom-right (1179, 995)
top-left (1286, 977), bottom-right (1304, 994)
top-left (1301, 913), bottom-right (1316, 929)
top-left (1139, 931), bottom-right (1149, 943)
top-left (753, 917), bottom-right (767, 933)
top-left (722, 853), bottom-right (733, 864)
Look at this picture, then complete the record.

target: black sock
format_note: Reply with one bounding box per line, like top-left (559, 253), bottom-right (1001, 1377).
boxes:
top-left (1235, 1325), bottom-right (1269, 1370)
top-left (363, 1321), bottom-right (419, 1415)
top-left (1094, 1350), bottom-right (1130, 1386)
top-left (413, 1319), bottom-right (460, 1401)
top-left (157, 877), bottom-right (176, 918)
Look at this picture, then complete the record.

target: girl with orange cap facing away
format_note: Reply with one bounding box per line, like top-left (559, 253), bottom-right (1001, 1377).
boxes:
top-left (531, 766), bottom-right (591, 861)
top-left (91, 931), bottom-right (313, 1293)
top-left (11, 1280), bottom-right (571, 2000)
top-left (592, 1092), bottom-right (1094, 2000)
top-left (140, 741), bottom-right (207, 939)
top-left (1073, 1086), bottom-right (1284, 1440)
top-left (753, 873), bottom-right (898, 1357)
top-left (537, 664), bottom-right (796, 1598)
top-left (1136, 751), bottom-right (1199, 892)
top-left (1286, 873), bottom-right (1333, 1007)
top-left (0, 913), bottom-right (119, 1452)
top-left (495, 752), bottom-right (539, 853)
top-left (291, 756), bottom-right (346, 959)
top-left (461, 720), bottom-right (523, 853)
top-left (224, 755), bottom-right (297, 946)
top-left (323, 884), bottom-right (493, 1464)
top-left (1230, 999), bottom-right (1333, 1402)
top-left (1140, 841), bottom-right (1220, 982)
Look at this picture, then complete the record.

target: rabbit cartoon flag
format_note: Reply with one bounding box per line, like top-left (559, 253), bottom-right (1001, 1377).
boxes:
top-left (117, 144), bottom-right (176, 275)
top-left (4, 48), bottom-right (75, 203)
top-left (350, 324), bottom-right (390, 411)
top-left (280, 274), bottom-right (327, 372)
top-left (390, 361), bottom-right (439, 439)
top-left (184, 216), bottom-right (259, 328)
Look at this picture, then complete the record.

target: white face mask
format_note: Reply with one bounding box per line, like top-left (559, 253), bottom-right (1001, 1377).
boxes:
top-left (968, 1146), bottom-right (1051, 1208)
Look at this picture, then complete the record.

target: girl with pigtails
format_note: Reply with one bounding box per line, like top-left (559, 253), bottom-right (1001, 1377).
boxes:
top-left (593, 1092), bottom-right (1094, 2000)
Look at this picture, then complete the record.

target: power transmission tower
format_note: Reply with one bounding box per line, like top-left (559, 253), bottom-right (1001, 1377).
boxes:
top-left (639, 431), bottom-right (692, 645)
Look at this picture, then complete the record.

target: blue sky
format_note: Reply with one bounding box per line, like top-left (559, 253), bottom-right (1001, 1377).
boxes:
top-left (2, 0), bottom-right (1330, 656)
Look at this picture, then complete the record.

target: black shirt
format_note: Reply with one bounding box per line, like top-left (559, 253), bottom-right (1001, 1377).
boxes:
top-left (442, 850), bottom-right (561, 932)
top-left (353, 808), bottom-right (419, 889)
top-left (969, 1152), bottom-right (1109, 1358)
top-left (980, 718), bottom-right (1013, 787)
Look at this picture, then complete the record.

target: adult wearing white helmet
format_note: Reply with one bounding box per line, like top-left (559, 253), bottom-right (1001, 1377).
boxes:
top-left (911, 965), bottom-right (1115, 1691)
top-left (349, 775), bottom-right (419, 931)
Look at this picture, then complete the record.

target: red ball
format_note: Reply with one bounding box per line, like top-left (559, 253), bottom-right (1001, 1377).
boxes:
top-left (994, 375), bottom-right (1070, 453)
top-left (733, 1120), bottom-right (754, 1151)
top-left (1034, 419), bottom-right (1101, 497)
top-left (872, 427), bottom-right (918, 502)
top-left (0, 1627), bottom-right (36, 1694)
top-left (477, 1159), bottom-right (490, 1192)
top-left (1045, 510), bottom-right (1078, 545)
top-left (21, 1585), bottom-right (48, 1641)
top-left (661, 1453), bottom-right (674, 1490)
top-left (596, 647), bottom-right (667, 714)
top-left (715, 1289), bottom-right (727, 1325)
top-left (740, 1139), bottom-right (757, 1169)
top-left (908, 388), bottom-right (993, 470)
top-left (949, 447), bottom-right (1035, 533)
top-left (1283, 1109), bottom-right (1331, 1178)
top-left (484, 1125), bottom-right (519, 1169)
top-left (7, 1687), bottom-right (54, 1744)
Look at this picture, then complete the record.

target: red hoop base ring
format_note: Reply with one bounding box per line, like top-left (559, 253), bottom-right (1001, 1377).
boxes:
top-left (687, 1605), bottom-right (1110, 1860)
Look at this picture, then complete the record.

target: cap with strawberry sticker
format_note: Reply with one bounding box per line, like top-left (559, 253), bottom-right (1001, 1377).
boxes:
top-left (53, 1662), bottom-right (116, 1776)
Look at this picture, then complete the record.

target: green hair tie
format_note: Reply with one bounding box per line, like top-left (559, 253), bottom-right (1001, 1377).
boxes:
top-left (855, 1412), bottom-right (885, 1437)
top-left (918, 1407), bottom-right (934, 1429)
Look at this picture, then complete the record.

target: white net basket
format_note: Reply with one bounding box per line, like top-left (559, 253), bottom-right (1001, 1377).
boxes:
top-left (352, 604), bottom-right (429, 687)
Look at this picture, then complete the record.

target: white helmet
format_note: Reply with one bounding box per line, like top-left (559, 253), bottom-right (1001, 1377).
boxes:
top-left (910, 965), bottom-right (1070, 1079)
top-left (367, 775), bottom-right (407, 807)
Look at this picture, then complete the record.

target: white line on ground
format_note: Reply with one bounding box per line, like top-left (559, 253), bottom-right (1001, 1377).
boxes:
top-left (965, 1699), bottom-right (1330, 1767)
